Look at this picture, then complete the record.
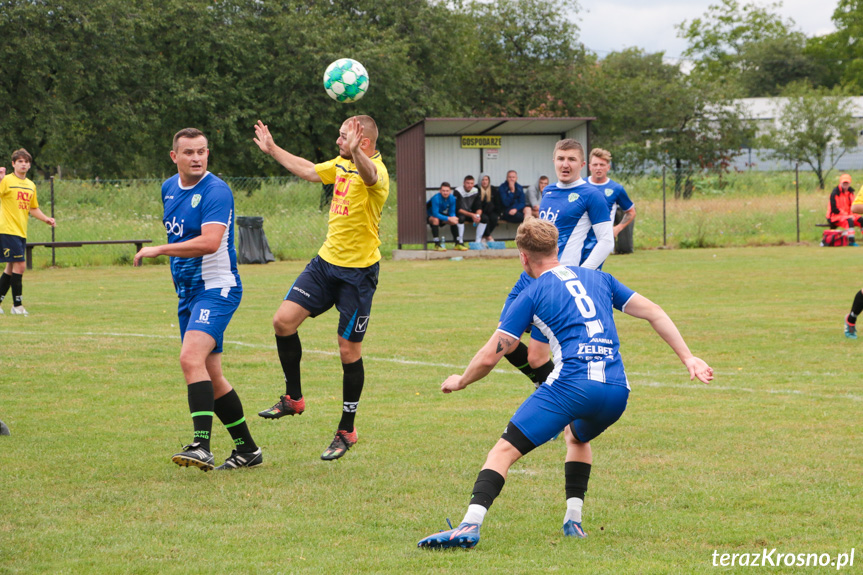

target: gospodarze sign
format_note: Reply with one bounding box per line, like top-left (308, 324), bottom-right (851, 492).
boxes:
top-left (461, 136), bottom-right (502, 149)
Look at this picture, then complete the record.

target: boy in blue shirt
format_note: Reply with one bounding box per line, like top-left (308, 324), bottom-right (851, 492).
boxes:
top-left (427, 182), bottom-right (460, 251)
top-left (418, 218), bottom-right (712, 549)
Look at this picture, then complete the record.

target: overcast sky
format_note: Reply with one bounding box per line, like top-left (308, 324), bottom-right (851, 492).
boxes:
top-left (577, 0), bottom-right (838, 62)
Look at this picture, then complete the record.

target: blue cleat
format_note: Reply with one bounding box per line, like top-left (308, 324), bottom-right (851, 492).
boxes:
top-left (845, 315), bottom-right (857, 339)
top-left (563, 520), bottom-right (587, 538)
top-left (418, 519), bottom-right (481, 549)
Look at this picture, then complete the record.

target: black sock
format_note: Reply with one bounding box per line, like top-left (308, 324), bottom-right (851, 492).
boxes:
top-left (471, 468), bottom-right (506, 509)
top-left (338, 358), bottom-right (364, 432)
top-left (532, 360), bottom-right (554, 385)
top-left (565, 461), bottom-right (592, 500)
top-left (431, 224), bottom-right (440, 239)
top-left (187, 380), bottom-right (214, 451)
top-left (276, 333), bottom-right (303, 399)
top-left (850, 290), bottom-right (863, 324)
top-left (451, 226), bottom-right (459, 242)
top-left (0, 272), bottom-right (10, 302)
top-left (214, 389), bottom-right (258, 453)
top-left (10, 273), bottom-right (22, 307)
top-left (504, 341), bottom-right (538, 380)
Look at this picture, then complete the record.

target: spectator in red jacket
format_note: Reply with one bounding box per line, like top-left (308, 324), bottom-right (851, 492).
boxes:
top-left (827, 174), bottom-right (862, 229)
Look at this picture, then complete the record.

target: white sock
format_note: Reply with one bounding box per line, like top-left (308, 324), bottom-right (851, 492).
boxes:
top-left (476, 222), bottom-right (487, 240)
top-left (461, 504), bottom-right (488, 526)
top-left (457, 223), bottom-right (465, 241)
top-left (564, 497), bottom-right (584, 523)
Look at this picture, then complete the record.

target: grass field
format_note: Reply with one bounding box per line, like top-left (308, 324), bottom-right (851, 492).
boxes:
top-left (1, 247), bottom-right (862, 574)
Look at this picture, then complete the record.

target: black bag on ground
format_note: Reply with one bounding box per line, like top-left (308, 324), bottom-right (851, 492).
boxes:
top-left (236, 216), bottom-right (275, 264)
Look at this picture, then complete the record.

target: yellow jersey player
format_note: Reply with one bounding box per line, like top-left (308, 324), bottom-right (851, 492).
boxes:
top-left (253, 116), bottom-right (389, 460)
top-left (0, 149), bottom-right (56, 315)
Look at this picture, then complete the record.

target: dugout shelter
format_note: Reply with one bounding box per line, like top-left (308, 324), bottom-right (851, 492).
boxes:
top-left (395, 117), bottom-right (594, 249)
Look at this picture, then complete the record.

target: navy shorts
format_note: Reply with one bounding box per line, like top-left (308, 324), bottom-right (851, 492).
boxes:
top-left (501, 272), bottom-right (549, 344)
top-left (285, 255), bottom-right (379, 342)
top-left (504, 379), bottom-right (629, 453)
top-left (0, 234), bottom-right (26, 262)
top-left (177, 286), bottom-right (242, 354)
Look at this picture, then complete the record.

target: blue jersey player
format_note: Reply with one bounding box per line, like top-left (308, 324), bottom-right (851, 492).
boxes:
top-left (502, 139), bottom-right (615, 388)
top-left (588, 148), bottom-right (636, 239)
top-left (134, 128), bottom-right (261, 472)
top-left (418, 218), bottom-right (712, 549)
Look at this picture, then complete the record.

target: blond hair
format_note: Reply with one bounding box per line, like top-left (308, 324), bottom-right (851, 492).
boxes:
top-left (589, 148), bottom-right (612, 163)
top-left (516, 218), bottom-right (558, 256)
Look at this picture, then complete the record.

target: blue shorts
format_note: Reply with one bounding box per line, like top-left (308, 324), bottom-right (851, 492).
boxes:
top-left (0, 234), bottom-right (26, 262)
top-left (178, 286), bottom-right (242, 354)
top-left (285, 255), bottom-right (379, 342)
top-left (501, 272), bottom-right (549, 344)
top-left (507, 380), bottom-right (629, 450)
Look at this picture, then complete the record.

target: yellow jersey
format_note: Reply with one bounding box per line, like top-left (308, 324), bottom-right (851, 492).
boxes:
top-left (315, 152), bottom-right (389, 268)
top-left (0, 174), bottom-right (38, 238)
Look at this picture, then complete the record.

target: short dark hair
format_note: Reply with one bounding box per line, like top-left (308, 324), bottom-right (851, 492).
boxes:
top-left (11, 148), bottom-right (32, 163)
top-left (464, 175), bottom-right (475, 182)
top-left (440, 182), bottom-right (452, 189)
top-left (173, 128), bottom-right (207, 150)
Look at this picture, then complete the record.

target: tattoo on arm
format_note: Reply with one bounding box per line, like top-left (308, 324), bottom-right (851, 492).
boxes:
top-left (496, 334), bottom-right (515, 354)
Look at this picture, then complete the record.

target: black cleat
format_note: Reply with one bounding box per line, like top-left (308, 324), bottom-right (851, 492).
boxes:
top-left (171, 442), bottom-right (215, 471)
top-left (216, 447), bottom-right (263, 470)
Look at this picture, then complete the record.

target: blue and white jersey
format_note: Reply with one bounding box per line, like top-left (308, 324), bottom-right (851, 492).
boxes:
top-left (538, 179), bottom-right (610, 267)
top-left (498, 265), bottom-right (636, 389)
top-left (588, 177), bottom-right (634, 221)
top-left (162, 172), bottom-right (240, 298)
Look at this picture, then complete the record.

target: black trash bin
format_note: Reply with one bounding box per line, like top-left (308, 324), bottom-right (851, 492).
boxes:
top-left (236, 216), bottom-right (275, 264)
top-left (613, 209), bottom-right (635, 254)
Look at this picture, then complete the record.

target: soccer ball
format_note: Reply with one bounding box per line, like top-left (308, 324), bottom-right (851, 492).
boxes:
top-left (323, 59), bottom-right (369, 103)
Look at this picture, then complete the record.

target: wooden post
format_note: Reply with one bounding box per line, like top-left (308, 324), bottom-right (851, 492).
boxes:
top-left (50, 176), bottom-right (56, 266)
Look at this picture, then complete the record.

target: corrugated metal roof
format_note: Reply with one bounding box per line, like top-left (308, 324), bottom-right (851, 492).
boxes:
top-left (397, 117), bottom-right (595, 137)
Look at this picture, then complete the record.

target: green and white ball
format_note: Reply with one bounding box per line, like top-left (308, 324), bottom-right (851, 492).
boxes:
top-left (323, 58), bottom-right (369, 103)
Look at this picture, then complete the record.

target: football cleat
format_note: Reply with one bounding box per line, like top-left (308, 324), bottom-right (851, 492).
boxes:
top-left (320, 428), bottom-right (358, 460)
top-left (433, 243), bottom-right (446, 252)
top-left (418, 519), bottom-right (480, 549)
top-left (10, 306), bottom-right (28, 316)
top-left (563, 520), bottom-right (587, 538)
top-left (216, 447), bottom-right (263, 470)
top-left (845, 315), bottom-right (857, 339)
top-left (454, 243), bottom-right (469, 251)
top-left (171, 442), bottom-right (215, 471)
top-left (258, 395), bottom-right (305, 419)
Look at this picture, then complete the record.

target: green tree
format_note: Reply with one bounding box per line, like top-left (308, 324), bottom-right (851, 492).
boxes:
top-left (805, 0), bottom-right (863, 93)
top-left (678, 0), bottom-right (817, 96)
top-left (758, 83), bottom-right (859, 189)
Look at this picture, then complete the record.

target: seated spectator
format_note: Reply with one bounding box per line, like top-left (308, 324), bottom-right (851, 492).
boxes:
top-left (454, 175), bottom-right (488, 245)
top-left (427, 181), bottom-right (460, 251)
top-left (477, 174), bottom-right (500, 244)
top-left (499, 170), bottom-right (525, 224)
top-left (588, 148), bottom-right (636, 238)
top-left (827, 174), bottom-right (862, 230)
top-left (523, 175), bottom-right (548, 219)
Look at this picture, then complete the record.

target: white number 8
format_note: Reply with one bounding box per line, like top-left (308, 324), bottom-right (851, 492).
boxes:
top-left (565, 280), bottom-right (596, 318)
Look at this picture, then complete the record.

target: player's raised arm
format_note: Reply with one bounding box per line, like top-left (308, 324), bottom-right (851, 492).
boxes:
top-left (253, 120), bottom-right (321, 183)
top-left (622, 294), bottom-right (713, 384)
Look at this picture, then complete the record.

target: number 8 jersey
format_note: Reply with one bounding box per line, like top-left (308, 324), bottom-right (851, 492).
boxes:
top-left (497, 265), bottom-right (635, 389)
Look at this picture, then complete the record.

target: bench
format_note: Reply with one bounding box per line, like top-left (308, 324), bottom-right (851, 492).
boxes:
top-left (25, 239), bottom-right (152, 269)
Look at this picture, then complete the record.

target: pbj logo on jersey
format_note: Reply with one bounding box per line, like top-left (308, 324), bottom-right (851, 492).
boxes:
top-left (165, 216), bottom-right (184, 237)
top-left (539, 207), bottom-right (560, 224)
top-left (196, 309), bottom-right (211, 324)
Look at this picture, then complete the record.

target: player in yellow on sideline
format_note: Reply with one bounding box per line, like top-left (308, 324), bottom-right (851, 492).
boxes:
top-left (253, 116), bottom-right (389, 460)
top-left (0, 149), bottom-right (56, 316)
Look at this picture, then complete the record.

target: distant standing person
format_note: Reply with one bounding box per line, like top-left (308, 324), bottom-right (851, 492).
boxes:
top-left (417, 218), bottom-right (713, 549)
top-left (523, 175), bottom-right (548, 219)
top-left (0, 149), bottom-right (56, 315)
top-left (134, 128), bottom-right (261, 471)
top-left (253, 116), bottom-right (390, 461)
top-left (587, 148), bottom-right (636, 240)
top-left (499, 170), bottom-right (525, 224)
